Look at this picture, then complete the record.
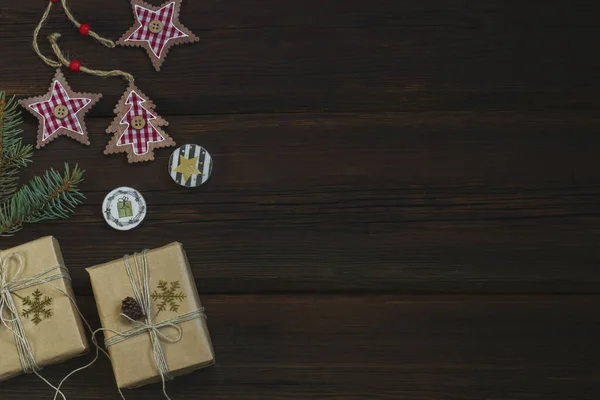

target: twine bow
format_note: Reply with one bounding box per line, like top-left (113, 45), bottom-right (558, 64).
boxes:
top-left (99, 250), bottom-right (206, 400)
top-left (0, 253), bottom-right (71, 400)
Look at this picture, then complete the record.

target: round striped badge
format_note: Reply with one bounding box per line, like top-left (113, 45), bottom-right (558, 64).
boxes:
top-left (168, 144), bottom-right (213, 187)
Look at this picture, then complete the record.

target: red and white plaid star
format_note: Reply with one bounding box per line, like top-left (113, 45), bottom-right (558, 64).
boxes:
top-left (128, 2), bottom-right (185, 58)
top-left (29, 81), bottom-right (89, 141)
top-left (118, 0), bottom-right (199, 71)
top-left (19, 69), bottom-right (101, 148)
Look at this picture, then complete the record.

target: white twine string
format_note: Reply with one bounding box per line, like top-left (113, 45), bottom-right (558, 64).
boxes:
top-left (104, 310), bottom-right (204, 347)
top-left (0, 252), bottom-right (114, 400)
top-left (1, 248), bottom-right (206, 400)
top-left (94, 250), bottom-right (206, 400)
top-left (0, 253), bottom-right (73, 400)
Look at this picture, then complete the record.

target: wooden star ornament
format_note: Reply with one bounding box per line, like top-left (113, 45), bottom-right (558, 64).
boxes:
top-left (19, 69), bottom-right (101, 148)
top-left (117, 0), bottom-right (199, 71)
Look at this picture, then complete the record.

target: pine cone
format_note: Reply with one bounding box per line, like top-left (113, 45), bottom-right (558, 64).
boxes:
top-left (121, 297), bottom-right (144, 320)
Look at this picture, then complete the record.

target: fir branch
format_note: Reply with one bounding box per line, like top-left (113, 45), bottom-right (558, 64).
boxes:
top-left (0, 163), bottom-right (85, 236)
top-left (0, 91), bottom-right (34, 204)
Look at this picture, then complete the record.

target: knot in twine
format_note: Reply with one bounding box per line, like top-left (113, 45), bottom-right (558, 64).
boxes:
top-left (101, 250), bottom-right (206, 400)
top-left (0, 252), bottom-right (72, 400)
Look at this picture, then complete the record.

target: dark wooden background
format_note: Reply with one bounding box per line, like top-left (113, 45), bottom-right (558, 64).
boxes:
top-left (2, 0), bottom-right (600, 398)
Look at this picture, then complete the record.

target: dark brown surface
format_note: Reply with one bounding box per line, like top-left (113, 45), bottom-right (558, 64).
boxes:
top-left (1, 0), bottom-right (599, 399)
top-left (2, 296), bottom-right (600, 400)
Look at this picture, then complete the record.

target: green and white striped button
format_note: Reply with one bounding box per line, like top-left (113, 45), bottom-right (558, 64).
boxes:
top-left (168, 144), bottom-right (213, 188)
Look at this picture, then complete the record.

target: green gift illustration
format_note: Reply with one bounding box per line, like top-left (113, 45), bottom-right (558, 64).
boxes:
top-left (117, 196), bottom-right (133, 218)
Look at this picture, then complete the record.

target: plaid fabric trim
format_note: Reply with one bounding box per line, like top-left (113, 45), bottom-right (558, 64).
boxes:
top-left (28, 81), bottom-right (91, 141)
top-left (116, 90), bottom-right (165, 155)
top-left (126, 2), bottom-right (187, 58)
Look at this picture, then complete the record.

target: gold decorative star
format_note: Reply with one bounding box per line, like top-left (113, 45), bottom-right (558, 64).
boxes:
top-left (173, 155), bottom-right (201, 182)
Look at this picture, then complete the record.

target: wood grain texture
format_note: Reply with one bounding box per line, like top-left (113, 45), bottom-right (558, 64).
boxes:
top-left (1, 0), bottom-right (599, 398)
top-left (2, 113), bottom-right (600, 294)
top-left (2, 295), bottom-right (599, 400)
top-left (1, 0), bottom-right (599, 115)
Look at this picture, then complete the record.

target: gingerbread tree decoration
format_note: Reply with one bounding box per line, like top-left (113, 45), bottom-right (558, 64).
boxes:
top-left (117, 0), bottom-right (199, 71)
top-left (105, 83), bottom-right (175, 163)
top-left (18, 69), bottom-right (101, 148)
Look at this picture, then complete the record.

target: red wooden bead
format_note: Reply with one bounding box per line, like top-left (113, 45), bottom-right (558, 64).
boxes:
top-left (69, 60), bottom-right (81, 72)
top-left (79, 24), bottom-right (91, 36)
top-left (50, 0), bottom-right (59, 3)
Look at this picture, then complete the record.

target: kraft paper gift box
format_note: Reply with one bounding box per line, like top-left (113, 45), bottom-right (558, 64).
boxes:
top-left (86, 242), bottom-right (214, 389)
top-left (0, 236), bottom-right (89, 382)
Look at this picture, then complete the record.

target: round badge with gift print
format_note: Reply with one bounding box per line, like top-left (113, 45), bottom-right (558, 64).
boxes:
top-left (102, 187), bottom-right (147, 231)
top-left (168, 144), bottom-right (213, 188)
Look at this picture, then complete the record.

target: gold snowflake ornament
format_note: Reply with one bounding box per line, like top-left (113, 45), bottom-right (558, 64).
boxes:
top-left (21, 289), bottom-right (53, 325)
top-left (151, 280), bottom-right (186, 313)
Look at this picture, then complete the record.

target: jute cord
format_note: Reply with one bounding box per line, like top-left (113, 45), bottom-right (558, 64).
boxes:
top-left (49, 33), bottom-right (134, 83)
top-left (0, 252), bottom-right (113, 400)
top-left (59, 0), bottom-right (116, 48)
top-left (0, 250), bottom-right (204, 400)
top-left (33, 1), bottom-right (133, 83)
top-left (33, 2), bottom-right (61, 69)
top-left (93, 250), bottom-right (207, 400)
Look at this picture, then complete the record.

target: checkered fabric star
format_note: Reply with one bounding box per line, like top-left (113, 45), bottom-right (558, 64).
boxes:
top-left (19, 69), bottom-right (101, 148)
top-left (117, 0), bottom-right (199, 71)
top-left (105, 83), bottom-right (175, 163)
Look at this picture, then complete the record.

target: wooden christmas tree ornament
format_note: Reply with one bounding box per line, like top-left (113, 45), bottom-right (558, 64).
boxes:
top-left (105, 83), bottom-right (175, 163)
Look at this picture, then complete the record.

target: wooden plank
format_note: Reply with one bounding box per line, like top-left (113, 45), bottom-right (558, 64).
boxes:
top-left (1, 295), bottom-right (599, 399)
top-left (2, 112), bottom-right (600, 294)
top-left (2, 2), bottom-right (596, 400)
top-left (1, 1), bottom-right (599, 115)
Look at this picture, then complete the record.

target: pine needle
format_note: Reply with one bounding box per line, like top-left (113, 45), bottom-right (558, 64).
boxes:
top-left (0, 164), bottom-right (86, 235)
top-left (0, 92), bottom-right (34, 204)
top-left (0, 90), bottom-right (86, 236)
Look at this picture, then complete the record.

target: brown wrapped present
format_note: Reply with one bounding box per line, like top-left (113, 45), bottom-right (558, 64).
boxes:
top-left (86, 242), bottom-right (214, 389)
top-left (0, 236), bottom-right (89, 382)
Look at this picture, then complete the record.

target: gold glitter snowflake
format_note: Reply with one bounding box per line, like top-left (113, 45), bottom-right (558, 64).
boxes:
top-left (21, 289), bottom-right (52, 325)
top-left (151, 281), bottom-right (186, 313)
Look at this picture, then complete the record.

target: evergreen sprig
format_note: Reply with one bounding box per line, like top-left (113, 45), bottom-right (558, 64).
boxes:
top-left (0, 92), bottom-right (34, 204)
top-left (0, 91), bottom-right (85, 236)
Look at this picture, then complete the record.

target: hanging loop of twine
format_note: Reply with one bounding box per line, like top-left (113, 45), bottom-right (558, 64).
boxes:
top-left (32, 1), bottom-right (132, 83)
top-left (97, 250), bottom-right (206, 400)
top-left (0, 253), bottom-right (74, 400)
top-left (59, 0), bottom-right (116, 48)
top-left (33, 2), bottom-right (61, 68)
top-left (48, 33), bottom-right (134, 83)
top-left (32, 0), bottom-right (115, 69)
